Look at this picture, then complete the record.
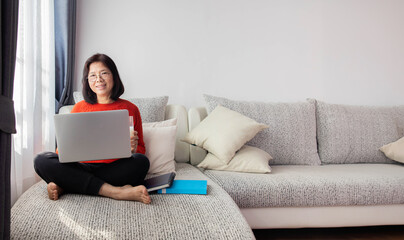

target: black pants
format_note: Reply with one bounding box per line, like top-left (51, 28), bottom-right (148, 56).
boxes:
top-left (34, 152), bottom-right (150, 196)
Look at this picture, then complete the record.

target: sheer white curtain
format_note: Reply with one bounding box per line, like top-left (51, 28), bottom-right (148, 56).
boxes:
top-left (11, 0), bottom-right (55, 205)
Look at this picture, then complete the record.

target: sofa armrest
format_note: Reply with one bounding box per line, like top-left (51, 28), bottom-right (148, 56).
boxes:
top-left (165, 104), bottom-right (190, 163)
top-left (59, 105), bottom-right (74, 114)
top-left (188, 107), bottom-right (208, 166)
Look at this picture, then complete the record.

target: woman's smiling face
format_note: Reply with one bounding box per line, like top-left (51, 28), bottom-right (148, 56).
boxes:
top-left (88, 61), bottom-right (114, 103)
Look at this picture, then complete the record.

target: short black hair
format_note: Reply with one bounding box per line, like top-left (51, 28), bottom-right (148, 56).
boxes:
top-left (82, 53), bottom-right (125, 104)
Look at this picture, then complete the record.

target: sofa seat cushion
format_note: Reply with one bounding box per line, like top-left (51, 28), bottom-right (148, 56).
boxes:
top-left (11, 163), bottom-right (254, 240)
top-left (203, 164), bottom-right (404, 208)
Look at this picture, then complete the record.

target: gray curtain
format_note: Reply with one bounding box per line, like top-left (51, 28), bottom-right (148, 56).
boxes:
top-left (55, 0), bottom-right (76, 113)
top-left (0, 0), bottom-right (19, 239)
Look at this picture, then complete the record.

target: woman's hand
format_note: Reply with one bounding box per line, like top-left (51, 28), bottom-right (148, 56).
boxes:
top-left (130, 130), bottom-right (139, 153)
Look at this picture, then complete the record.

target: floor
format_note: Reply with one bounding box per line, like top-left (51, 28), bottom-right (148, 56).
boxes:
top-left (253, 225), bottom-right (404, 240)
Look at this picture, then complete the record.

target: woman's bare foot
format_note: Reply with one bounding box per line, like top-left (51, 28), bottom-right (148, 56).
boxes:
top-left (47, 182), bottom-right (63, 200)
top-left (118, 185), bottom-right (151, 204)
top-left (99, 184), bottom-right (151, 204)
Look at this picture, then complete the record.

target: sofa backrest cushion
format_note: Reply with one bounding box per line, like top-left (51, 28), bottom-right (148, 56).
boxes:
top-left (203, 94), bottom-right (321, 165)
top-left (73, 91), bottom-right (168, 123)
top-left (315, 100), bottom-right (404, 164)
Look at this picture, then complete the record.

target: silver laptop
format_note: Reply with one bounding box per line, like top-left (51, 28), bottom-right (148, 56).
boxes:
top-left (54, 110), bottom-right (132, 163)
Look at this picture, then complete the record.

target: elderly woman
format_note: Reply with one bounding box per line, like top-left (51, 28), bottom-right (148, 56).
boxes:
top-left (34, 53), bottom-right (151, 204)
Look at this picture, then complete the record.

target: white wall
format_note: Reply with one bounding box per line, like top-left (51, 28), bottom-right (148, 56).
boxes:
top-left (75, 0), bottom-right (404, 108)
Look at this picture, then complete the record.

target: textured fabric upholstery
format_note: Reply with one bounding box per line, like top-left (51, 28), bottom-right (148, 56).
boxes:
top-left (127, 96), bottom-right (168, 123)
top-left (11, 163), bottom-right (254, 240)
top-left (203, 163), bottom-right (404, 208)
top-left (315, 100), bottom-right (404, 164)
top-left (73, 91), bottom-right (83, 103)
top-left (203, 94), bottom-right (320, 165)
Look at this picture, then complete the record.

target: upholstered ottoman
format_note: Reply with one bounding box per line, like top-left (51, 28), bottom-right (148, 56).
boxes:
top-left (11, 163), bottom-right (254, 239)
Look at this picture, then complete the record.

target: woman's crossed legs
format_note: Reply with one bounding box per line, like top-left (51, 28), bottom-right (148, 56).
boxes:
top-left (34, 152), bottom-right (151, 203)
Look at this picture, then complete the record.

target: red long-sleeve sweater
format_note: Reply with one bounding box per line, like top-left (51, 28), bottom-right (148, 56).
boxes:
top-left (70, 98), bottom-right (146, 163)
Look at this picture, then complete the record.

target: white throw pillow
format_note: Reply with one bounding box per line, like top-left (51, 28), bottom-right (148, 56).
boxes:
top-left (380, 137), bottom-right (404, 164)
top-left (183, 105), bottom-right (268, 164)
top-left (198, 145), bottom-right (272, 173)
top-left (143, 118), bottom-right (177, 175)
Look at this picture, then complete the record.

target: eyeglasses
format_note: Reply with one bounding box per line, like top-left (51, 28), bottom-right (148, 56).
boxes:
top-left (88, 71), bottom-right (111, 82)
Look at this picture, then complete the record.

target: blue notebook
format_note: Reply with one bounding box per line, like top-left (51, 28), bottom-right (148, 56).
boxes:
top-left (157, 180), bottom-right (208, 195)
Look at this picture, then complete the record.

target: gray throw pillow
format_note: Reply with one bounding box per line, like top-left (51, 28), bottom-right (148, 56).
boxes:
top-left (73, 91), bottom-right (84, 103)
top-left (315, 100), bottom-right (404, 164)
top-left (203, 94), bottom-right (321, 165)
top-left (127, 96), bottom-right (168, 123)
top-left (73, 91), bottom-right (168, 123)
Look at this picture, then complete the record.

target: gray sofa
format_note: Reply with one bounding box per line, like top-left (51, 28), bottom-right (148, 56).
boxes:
top-left (11, 94), bottom-right (404, 239)
top-left (188, 95), bottom-right (404, 229)
top-left (11, 103), bottom-right (255, 240)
